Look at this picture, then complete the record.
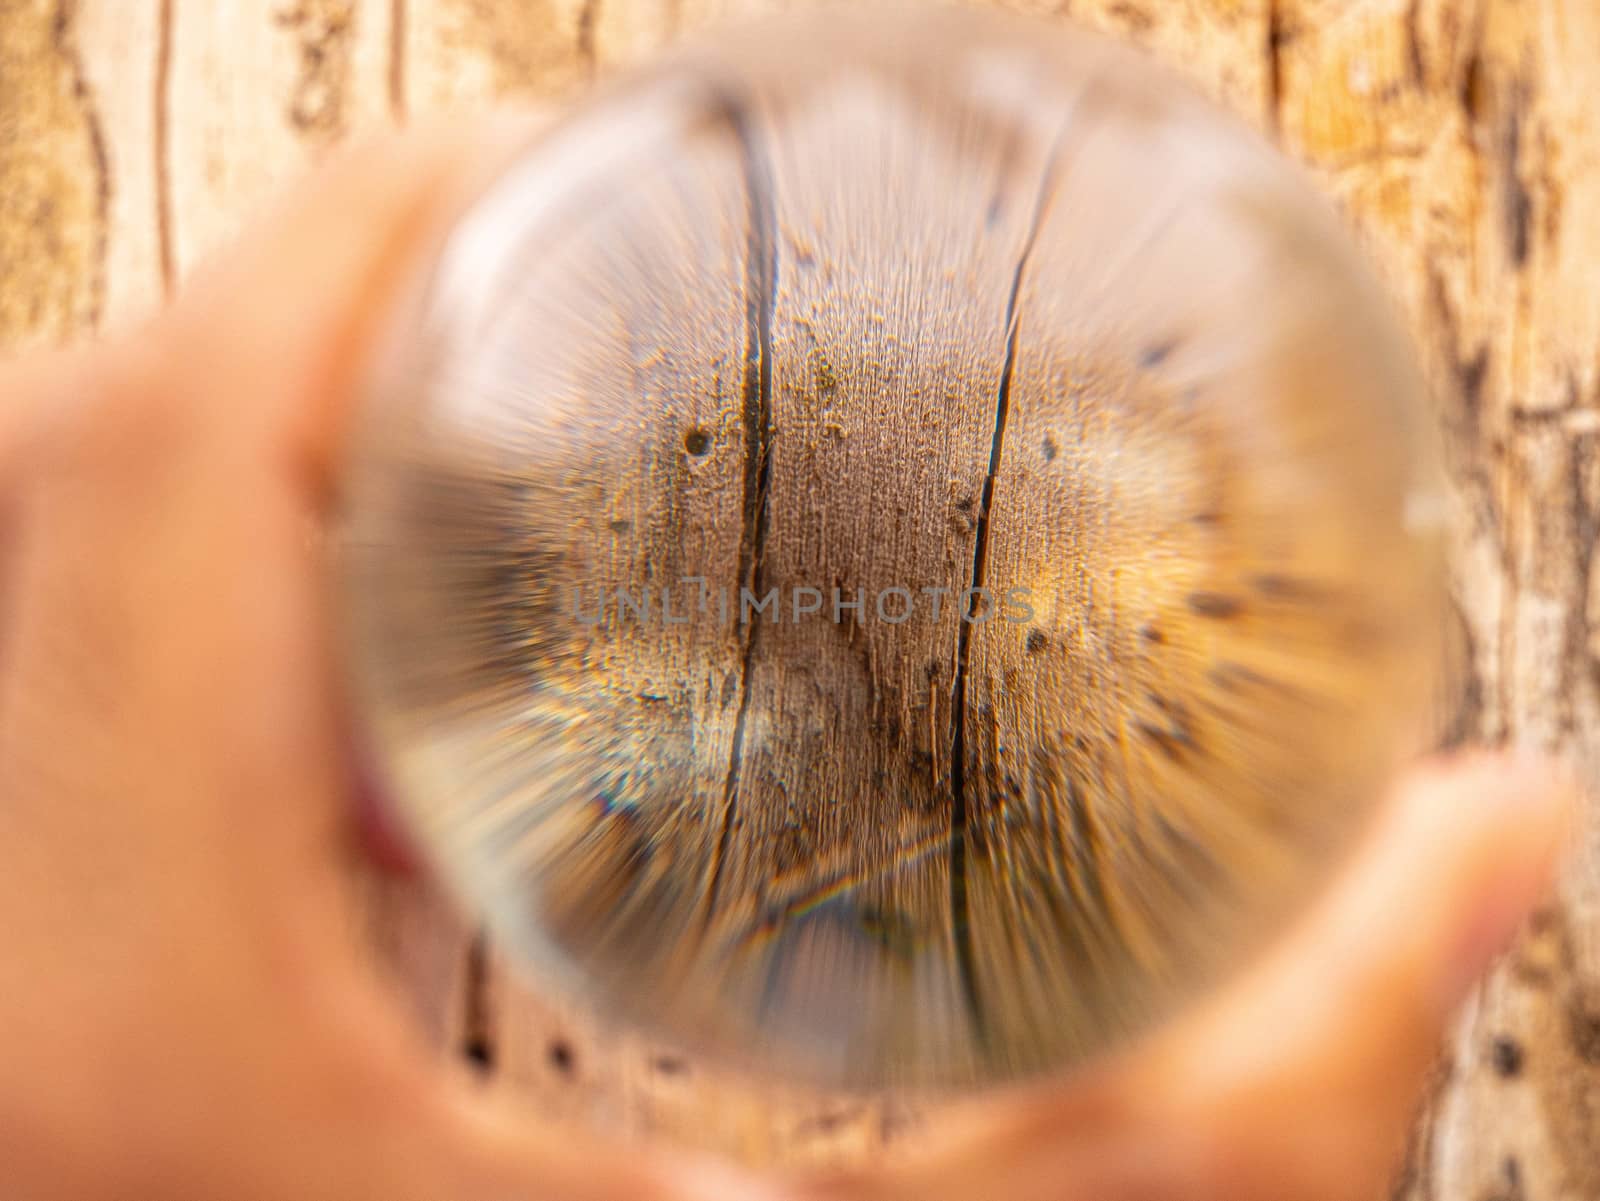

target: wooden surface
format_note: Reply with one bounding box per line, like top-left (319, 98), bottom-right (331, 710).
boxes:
top-left (2, 0), bottom-right (1596, 1194)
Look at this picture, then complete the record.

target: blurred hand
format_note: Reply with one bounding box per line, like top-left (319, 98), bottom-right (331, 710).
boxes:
top-left (0, 124), bottom-right (1574, 1201)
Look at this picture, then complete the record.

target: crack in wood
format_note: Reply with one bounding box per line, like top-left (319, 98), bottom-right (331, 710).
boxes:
top-left (576, 0), bottom-right (600, 77)
top-left (1560, 430), bottom-right (1598, 740)
top-left (1502, 84), bottom-right (1533, 269)
top-left (1404, 0), bottom-right (1425, 88)
top-left (154, 0), bottom-right (175, 294)
top-left (946, 101), bottom-right (1087, 1038)
top-left (1265, 0), bottom-right (1285, 137)
top-left (459, 929), bottom-right (496, 1070)
top-left (52, 0), bottom-right (110, 331)
top-left (705, 90), bottom-right (777, 922)
top-left (389, 0), bottom-right (407, 120)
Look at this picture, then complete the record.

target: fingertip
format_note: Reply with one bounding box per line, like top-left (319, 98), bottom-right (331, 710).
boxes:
top-left (660, 1156), bottom-right (796, 1201)
top-left (1123, 750), bottom-right (1580, 1201)
top-left (1409, 749), bottom-right (1579, 1003)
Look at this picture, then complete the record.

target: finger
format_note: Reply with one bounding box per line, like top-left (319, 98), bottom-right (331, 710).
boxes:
top-left (818, 754), bottom-right (1576, 1201)
top-left (0, 346), bottom-right (89, 473)
top-left (1137, 752), bottom-right (1577, 1201)
top-left (0, 347), bottom-right (96, 652)
top-left (0, 116), bottom-right (548, 974)
top-left (148, 114), bottom-right (550, 875)
top-left (0, 115), bottom-right (576, 1201)
top-left (416, 1082), bottom-right (792, 1201)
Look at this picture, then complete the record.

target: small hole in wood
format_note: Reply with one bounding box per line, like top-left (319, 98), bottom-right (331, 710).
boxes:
top-left (1490, 1036), bottom-right (1524, 1078)
top-left (547, 1038), bottom-right (576, 1076)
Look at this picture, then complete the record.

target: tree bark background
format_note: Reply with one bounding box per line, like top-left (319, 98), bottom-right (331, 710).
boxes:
top-left (1, 0), bottom-right (1596, 1194)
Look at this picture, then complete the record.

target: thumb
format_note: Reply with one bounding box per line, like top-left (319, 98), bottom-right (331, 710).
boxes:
top-left (832, 754), bottom-right (1576, 1201)
top-left (1142, 752), bottom-right (1577, 1201)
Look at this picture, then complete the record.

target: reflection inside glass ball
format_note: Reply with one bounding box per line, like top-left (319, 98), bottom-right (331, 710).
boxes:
top-left (338, 8), bottom-right (1444, 1089)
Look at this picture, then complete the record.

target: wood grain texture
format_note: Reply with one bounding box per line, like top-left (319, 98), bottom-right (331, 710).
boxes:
top-left (0, 0), bottom-right (1594, 1190)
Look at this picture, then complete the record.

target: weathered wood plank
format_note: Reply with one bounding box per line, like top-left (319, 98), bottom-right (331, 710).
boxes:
top-left (162, 0), bottom-right (395, 272)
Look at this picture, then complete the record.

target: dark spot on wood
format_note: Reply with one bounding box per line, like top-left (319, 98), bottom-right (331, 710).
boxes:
top-left (462, 1036), bottom-right (494, 1070)
top-left (1042, 434), bottom-right (1059, 461)
top-left (608, 518), bottom-right (632, 533)
top-left (1187, 591), bottom-right (1244, 619)
top-left (1485, 1155), bottom-right (1524, 1201)
top-left (985, 189), bottom-right (1005, 228)
top-left (1569, 1000), bottom-right (1600, 1065)
top-left (1026, 629), bottom-right (1048, 654)
top-left (683, 427), bottom-right (712, 456)
top-left (1528, 906), bottom-right (1562, 937)
top-left (1139, 623), bottom-right (1164, 644)
top-left (1191, 510), bottom-right (1222, 526)
top-left (1250, 573), bottom-right (1327, 602)
top-left (1208, 662), bottom-right (1302, 700)
top-left (1404, 0), bottom-right (1425, 85)
top-left (274, 0), bottom-right (355, 140)
top-left (878, 1105), bottom-right (915, 1142)
top-left (651, 1053), bottom-right (688, 1076)
top-left (1460, 345), bottom-right (1491, 423)
top-left (858, 905), bottom-right (918, 960)
top-left (1491, 1036), bottom-right (1524, 1078)
top-left (797, 1107), bottom-right (860, 1137)
top-left (1107, 1), bottom-right (1154, 32)
top-left (547, 1038), bottom-right (576, 1076)
top-left (575, 0), bottom-right (598, 72)
top-left (1504, 101), bottom-right (1532, 268)
top-left (1461, 50), bottom-right (1486, 124)
top-left (1138, 338), bottom-right (1179, 368)
top-left (1510, 958), bottom-right (1554, 989)
top-left (955, 494), bottom-right (976, 514)
top-left (1136, 720), bottom-right (1190, 761)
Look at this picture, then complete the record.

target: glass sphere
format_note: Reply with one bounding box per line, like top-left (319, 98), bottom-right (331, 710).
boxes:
top-left (338, 6), bottom-right (1445, 1090)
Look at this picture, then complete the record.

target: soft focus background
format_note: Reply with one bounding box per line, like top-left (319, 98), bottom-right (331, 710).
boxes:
top-left (1, 0), bottom-right (1597, 1194)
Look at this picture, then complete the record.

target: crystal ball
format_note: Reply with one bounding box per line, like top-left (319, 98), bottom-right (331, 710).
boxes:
top-left (337, 6), bottom-right (1446, 1089)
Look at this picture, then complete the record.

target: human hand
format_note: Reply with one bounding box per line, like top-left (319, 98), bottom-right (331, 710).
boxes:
top-left (0, 123), bottom-right (1574, 1201)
